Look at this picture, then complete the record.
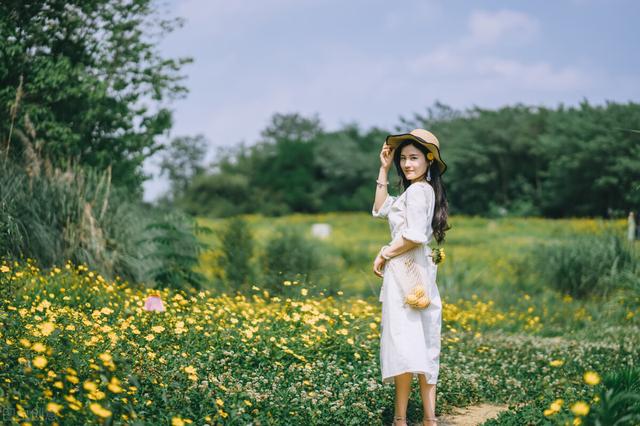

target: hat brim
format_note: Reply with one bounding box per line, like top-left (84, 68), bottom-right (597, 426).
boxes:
top-left (385, 133), bottom-right (447, 175)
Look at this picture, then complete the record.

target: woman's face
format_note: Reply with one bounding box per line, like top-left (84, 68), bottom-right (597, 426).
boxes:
top-left (400, 144), bottom-right (429, 183)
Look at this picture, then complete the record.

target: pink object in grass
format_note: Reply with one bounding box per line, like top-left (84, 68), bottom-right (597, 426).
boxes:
top-left (144, 295), bottom-right (165, 312)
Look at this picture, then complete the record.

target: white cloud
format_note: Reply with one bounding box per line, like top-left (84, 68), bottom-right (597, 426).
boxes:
top-left (474, 57), bottom-right (591, 90)
top-left (465, 9), bottom-right (539, 46)
top-left (407, 8), bottom-right (588, 92)
top-left (408, 46), bottom-right (465, 74)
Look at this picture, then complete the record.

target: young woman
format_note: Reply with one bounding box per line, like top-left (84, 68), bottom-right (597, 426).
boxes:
top-left (371, 129), bottom-right (450, 426)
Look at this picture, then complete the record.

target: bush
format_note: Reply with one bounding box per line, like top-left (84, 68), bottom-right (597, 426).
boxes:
top-left (139, 211), bottom-right (210, 291)
top-left (217, 216), bottom-right (255, 294)
top-left (529, 232), bottom-right (637, 299)
top-left (260, 226), bottom-right (319, 295)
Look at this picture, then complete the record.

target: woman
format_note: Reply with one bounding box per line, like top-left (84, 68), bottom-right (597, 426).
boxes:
top-left (371, 129), bottom-right (450, 426)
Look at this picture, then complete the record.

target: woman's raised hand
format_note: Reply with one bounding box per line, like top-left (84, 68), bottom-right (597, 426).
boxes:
top-left (379, 142), bottom-right (394, 170)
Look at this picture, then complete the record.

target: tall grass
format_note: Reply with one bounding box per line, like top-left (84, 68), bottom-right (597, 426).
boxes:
top-left (0, 130), bottom-right (207, 290)
top-left (528, 232), bottom-right (638, 299)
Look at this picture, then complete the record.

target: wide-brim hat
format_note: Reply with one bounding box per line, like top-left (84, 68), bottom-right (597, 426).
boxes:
top-left (385, 128), bottom-right (447, 175)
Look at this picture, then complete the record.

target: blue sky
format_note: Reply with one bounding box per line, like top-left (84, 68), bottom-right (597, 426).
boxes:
top-left (143, 0), bottom-right (640, 200)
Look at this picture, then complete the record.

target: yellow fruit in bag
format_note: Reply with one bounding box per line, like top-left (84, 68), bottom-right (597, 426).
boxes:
top-left (405, 294), bottom-right (418, 305)
top-left (415, 296), bottom-right (430, 309)
top-left (412, 285), bottom-right (425, 298)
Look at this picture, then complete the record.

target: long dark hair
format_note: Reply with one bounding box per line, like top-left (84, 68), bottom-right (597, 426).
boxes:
top-left (393, 140), bottom-right (450, 244)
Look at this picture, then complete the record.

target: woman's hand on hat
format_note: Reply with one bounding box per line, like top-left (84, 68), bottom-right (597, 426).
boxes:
top-left (380, 142), bottom-right (394, 171)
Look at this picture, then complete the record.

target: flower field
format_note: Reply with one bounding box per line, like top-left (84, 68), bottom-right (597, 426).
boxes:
top-left (1, 216), bottom-right (639, 424)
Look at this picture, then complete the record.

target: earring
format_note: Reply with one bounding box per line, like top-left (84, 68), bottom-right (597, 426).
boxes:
top-left (426, 167), bottom-right (431, 182)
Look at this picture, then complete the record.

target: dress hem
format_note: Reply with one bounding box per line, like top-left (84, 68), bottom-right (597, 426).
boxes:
top-left (382, 370), bottom-right (438, 385)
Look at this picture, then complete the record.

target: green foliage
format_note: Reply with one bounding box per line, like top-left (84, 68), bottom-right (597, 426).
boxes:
top-left (181, 101), bottom-right (640, 218)
top-left (139, 211), bottom-right (210, 291)
top-left (0, 159), bottom-right (210, 290)
top-left (217, 216), bottom-right (255, 294)
top-left (0, 0), bottom-right (192, 193)
top-left (527, 232), bottom-right (637, 299)
top-left (584, 366), bottom-right (640, 425)
top-left (158, 134), bottom-right (208, 202)
top-left (260, 226), bottom-right (320, 295)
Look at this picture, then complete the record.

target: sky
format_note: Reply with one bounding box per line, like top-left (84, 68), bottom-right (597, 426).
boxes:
top-left (142, 0), bottom-right (640, 201)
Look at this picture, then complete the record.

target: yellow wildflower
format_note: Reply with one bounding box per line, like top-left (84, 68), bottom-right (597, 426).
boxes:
top-left (33, 356), bottom-right (48, 369)
top-left (31, 342), bottom-right (46, 353)
top-left (583, 371), bottom-right (601, 386)
top-left (46, 402), bottom-right (63, 415)
top-left (89, 402), bottom-right (112, 418)
top-left (571, 401), bottom-right (590, 417)
top-left (39, 322), bottom-right (56, 336)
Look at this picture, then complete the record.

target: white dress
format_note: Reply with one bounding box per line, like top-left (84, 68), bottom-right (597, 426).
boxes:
top-left (372, 181), bottom-right (442, 385)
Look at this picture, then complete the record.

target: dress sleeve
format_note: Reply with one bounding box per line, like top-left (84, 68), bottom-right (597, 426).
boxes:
top-left (401, 183), bottom-right (434, 244)
top-left (372, 193), bottom-right (397, 218)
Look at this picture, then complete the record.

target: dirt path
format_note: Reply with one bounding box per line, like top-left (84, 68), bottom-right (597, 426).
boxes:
top-left (409, 403), bottom-right (510, 426)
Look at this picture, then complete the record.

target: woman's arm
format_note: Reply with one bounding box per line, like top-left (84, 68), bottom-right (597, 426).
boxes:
top-left (381, 237), bottom-right (421, 258)
top-left (372, 166), bottom-right (390, 213)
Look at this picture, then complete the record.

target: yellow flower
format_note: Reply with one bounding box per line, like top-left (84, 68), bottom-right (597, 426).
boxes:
top-left (145, 334), bottom-right (155, 342)
top-left (83, 380), bottom-right (98, 392)
top-left (550, 399), bottom-right (563, 412)
top-left (172, 418), bottom-right (185, 426)
top-left (46, 402), bottom-right (63, 415)
top-left (39, 322), bottom-right (56, 336)
top-left (33, 356), bottom-right (48, 369)
top-left (184, 365), bottom-right (197, 375)
top-left (549, 359), bottom-right (564, 367)
top-left (583, 371), bottom-right (601, 386)
top-left (151, 325), bottom-right (165, 333)
top-left (89, 402), bottom-right (112, 418)
top-left (573, 418), bottom-right (582, 425)
top-left (0, 265), bottom-right (10, 273)
top-left (216, 398), bottom-right (224, 407)
top-left (31, 342), bottom-right (47, 353)
top-left (98, 353), bottom-right (113, 363)
top-left (108, 377), bottom-right (123, 393)
top-left (571, 401), bottom-right (590, 417)
top-left (300, 288), bottom-right (308, 296)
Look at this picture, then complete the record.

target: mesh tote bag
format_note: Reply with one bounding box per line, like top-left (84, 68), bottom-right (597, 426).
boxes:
top-left (386, 245), bottom-right (434, 310)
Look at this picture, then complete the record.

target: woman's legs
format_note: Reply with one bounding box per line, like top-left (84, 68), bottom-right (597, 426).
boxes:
top-left (393, 373), bottom-right (413, 425)
top-left (418, 373), bottom-right (437, 424)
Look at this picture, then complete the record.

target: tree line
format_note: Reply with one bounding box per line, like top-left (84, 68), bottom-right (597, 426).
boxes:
top-left (164, 101), bottom-right (640, 218)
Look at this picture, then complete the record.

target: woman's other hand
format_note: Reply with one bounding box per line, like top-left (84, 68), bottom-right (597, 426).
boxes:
top-left (373, 253), bottom-right (386, 278)
top-left (379, 142), bottom-right (394, 171)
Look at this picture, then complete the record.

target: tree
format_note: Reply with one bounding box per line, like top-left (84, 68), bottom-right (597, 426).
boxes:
top-left (158, 134), bottom-right (208, 201)
top-left (0, 0), bottom-right (192, 194)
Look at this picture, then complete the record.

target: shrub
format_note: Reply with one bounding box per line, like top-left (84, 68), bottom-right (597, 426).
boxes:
top-left (217, 216), bottom-right (255, 294)
top-left (139, 211), bottom-right (210, 291)
top-left (260, 226), bottom-right (319, 295)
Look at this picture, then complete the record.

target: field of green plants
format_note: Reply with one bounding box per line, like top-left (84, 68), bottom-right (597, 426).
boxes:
top-left (1, 215), bottom-right (638, 425)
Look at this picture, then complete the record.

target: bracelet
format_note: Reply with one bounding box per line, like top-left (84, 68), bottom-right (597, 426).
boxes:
top-left (376, 179), bottom-right (388, 186)
top-left (380, 245), bottom-right (392, 260)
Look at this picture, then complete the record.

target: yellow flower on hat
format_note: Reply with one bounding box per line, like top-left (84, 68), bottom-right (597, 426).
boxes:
top-left (427, 152), bottom-right (434, 161)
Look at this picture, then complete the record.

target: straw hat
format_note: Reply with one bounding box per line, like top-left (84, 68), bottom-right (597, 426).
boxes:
top-left (385, 128), bottom-right (447, 175)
